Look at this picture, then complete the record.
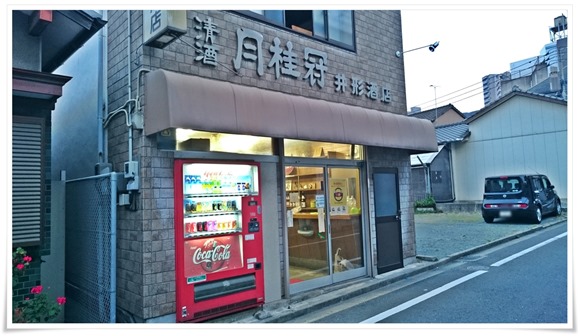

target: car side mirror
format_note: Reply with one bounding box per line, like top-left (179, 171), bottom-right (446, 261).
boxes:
top-left (549, 185), bottom-right (555, 190)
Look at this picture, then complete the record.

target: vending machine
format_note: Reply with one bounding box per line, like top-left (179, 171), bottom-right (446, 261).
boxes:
top-left (174, 160), bottom-right (264, 322)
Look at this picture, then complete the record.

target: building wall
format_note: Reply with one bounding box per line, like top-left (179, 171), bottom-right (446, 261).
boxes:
top-left (433, 110), bottom-right (464, 126)
top-left (410, 166), bottom-right (427, 202)
top-left (12, 11), bottom-right (41, 71)
top-left (452, 96), bottom-right (567, 201)
top-left (429, 146), bottom-right (454, 202)
top-left (106, 9), bottom-right (410, 321)
top-left (53, 33), bottom-right (103, 180)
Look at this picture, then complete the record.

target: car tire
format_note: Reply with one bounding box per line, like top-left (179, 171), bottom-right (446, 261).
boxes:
top-left (483, 215), bottom-right (494, 223)
top-left (552, 200), bottom-right (562, 216)
top-left (531, 205), bottom-right (542, 224)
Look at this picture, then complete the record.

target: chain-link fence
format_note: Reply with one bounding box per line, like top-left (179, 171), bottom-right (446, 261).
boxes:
top-left (64, 173), bottom-right (121, 323)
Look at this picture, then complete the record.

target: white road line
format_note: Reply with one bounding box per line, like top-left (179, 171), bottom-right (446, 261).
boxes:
top-left (360, 270), bottom-right (487, 324)
top-left (490, 232), bottom-right (567, 267)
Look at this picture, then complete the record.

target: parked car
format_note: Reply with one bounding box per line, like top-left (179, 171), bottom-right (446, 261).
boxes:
top-left (481, 174), bottom-right (562, 224)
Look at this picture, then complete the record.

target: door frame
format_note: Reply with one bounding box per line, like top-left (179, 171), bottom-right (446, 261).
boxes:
top-left (371, 167), bottom-right (403, 274)
top-left (282, 159), bottom-right (368, 294)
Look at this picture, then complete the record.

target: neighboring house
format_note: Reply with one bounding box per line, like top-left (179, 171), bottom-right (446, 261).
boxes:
top-left (412, 90), bottom-right (566, 206)
top-left (11, 9), bottom-right (105, 319)
top-left (411, 122), bottom-right (470, 203)
top-left (408, 103), bottom-right (466, 126)
top-left (454, 90), bottom-right (567, 201)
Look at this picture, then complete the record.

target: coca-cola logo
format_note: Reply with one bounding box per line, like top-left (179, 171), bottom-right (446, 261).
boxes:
top-left (192, 239), bottom-right (231, 272)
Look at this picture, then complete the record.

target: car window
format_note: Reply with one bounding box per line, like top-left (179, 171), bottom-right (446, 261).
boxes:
top-left (485, 177), bottom-right (521, 192)
top-left (540, 177), bottom-right (549, 190)
top-left (532, 178), bottom-right (543, 191)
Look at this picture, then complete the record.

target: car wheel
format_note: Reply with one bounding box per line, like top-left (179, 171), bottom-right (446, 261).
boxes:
top-left (531, 205), bottom-right (542, 224)
top-left (552, 200), bottom-right (562, 216)
top-left (483, 215), bottom-right (494, 223)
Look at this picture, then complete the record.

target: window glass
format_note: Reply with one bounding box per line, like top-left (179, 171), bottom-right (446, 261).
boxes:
top-left (312, 10), bottom-right (327, 39)
top-left (240, 10), bottom-right (354, 49)
top-left (284, 139), bottom-right (363, 160)
top-left (328, 10), bottom-right (354, 46)
top-left (175, 129), bottom-right (274, 155)
top-left (264, 10), bottom-right (284, 24)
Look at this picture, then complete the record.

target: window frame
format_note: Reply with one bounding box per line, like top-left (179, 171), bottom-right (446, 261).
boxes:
top-left (233, 10), bottom-right (357, 52)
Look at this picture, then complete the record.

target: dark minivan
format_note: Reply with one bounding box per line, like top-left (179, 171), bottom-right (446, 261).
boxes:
top-left (482, 174), bottom-right (562, 224)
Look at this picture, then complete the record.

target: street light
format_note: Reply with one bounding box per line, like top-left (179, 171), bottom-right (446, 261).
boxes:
top-left (395, 41), bottom-right (439, 58)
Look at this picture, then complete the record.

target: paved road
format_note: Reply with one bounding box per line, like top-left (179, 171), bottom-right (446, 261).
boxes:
top-left (206, 211), bottom-right (567, 323)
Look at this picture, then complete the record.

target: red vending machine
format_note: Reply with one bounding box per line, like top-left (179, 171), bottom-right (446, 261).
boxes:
top-left (174, 160), bottom-right (264, 322)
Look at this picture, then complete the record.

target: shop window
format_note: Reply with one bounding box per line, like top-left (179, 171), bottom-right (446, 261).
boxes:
top-left (284, 139), bottom-right (363, 160)
top-left (174, 129), bottom-right (274, 155)
top-left (239, 10), bottom-right (355, 50)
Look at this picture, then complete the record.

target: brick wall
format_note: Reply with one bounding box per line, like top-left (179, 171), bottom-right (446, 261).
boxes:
top-left (107, 9), bottom-right (409, 321)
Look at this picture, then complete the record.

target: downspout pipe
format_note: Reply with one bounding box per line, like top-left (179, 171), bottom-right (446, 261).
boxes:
top-left (127, 10), bottom-right (133, 163)
top-left (99, 11), bottom-right (109, 168)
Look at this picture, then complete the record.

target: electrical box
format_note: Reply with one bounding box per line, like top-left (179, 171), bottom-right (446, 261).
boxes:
top-left (119, 194), bottom-right (130, 206)
top-left (124, 161), bottom-right (139, 178)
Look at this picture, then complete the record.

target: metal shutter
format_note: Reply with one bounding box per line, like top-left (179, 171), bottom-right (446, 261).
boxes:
top-left (12, 119), bottom-right (44, 245)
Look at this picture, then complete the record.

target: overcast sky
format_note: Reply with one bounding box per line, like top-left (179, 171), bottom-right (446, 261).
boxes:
top-left (400, 7), bottom-right (570, 113)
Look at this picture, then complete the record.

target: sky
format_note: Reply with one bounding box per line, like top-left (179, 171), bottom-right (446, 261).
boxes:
top-left (400, 7), bottom-right (571, 113)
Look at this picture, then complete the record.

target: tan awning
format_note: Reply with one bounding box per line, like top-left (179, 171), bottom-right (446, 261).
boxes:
top-left (144, 69), bottom-right (437, 153)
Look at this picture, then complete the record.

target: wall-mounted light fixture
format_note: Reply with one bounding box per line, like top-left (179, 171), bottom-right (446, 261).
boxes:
top-left (143, 10), bottom-right (187, 49)
top-left (396, 41), bottom-right (439, 58)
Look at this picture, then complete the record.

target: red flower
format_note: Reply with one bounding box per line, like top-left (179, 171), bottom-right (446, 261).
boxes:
top-left (23, 256), bottom-right (32, 263)
top-left (56, 297), bottom-right (66, 305)
top-left (16, 264), bottom-right (24, 270)
top-left (30, 285), bottom-right (43, 294)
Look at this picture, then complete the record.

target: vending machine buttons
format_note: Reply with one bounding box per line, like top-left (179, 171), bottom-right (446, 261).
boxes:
top-left (248, 218), bottom-right (260, 233)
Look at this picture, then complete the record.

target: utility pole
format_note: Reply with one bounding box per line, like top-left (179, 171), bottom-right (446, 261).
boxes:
top-left (430, 84), bottom-right (439, 122)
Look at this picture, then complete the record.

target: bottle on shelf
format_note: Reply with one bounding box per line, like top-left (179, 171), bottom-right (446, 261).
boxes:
top-left (300, 193), bottom-right (306, 208)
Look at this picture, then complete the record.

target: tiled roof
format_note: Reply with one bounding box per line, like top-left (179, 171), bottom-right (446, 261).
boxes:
top-left (465, 90), bottom-right (567, 124)
top-left (408, 103), bottom-right (464, 122)
top-left (435, 122), bottom-right (470, 144)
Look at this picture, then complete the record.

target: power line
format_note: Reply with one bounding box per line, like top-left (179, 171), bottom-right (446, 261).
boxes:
top-left (412, 46), bottom-right (567, 110)
top-left (421, 85), bottom-right (483, 110)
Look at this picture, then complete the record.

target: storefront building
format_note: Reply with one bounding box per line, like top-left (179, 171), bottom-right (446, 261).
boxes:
top-left (105, 10), bottom-right (436, 322)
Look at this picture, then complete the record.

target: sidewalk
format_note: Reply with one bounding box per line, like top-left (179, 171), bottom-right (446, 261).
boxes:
top-left (208, 211), bottom-right (567, 323)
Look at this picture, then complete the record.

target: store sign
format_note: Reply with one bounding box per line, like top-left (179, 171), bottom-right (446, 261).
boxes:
top-left (184, 236), bottom-right (243, 276)
top-left (143, 10), bottom-right (187, 48)
top-left (192, 14), bottom-right (392, 104)
top-left (329, 178), bottom-right (348, 215)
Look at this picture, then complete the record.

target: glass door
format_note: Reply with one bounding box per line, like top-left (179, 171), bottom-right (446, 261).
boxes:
top-left (285, 166), bottom-right (328, 286)
top-left (327, 167), bottom-right (365, 282)
top-left (285, 165), bottom-right (365, 292)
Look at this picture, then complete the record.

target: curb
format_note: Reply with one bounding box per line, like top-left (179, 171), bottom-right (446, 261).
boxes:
top-left (221, 216), bottom-right (567, 323)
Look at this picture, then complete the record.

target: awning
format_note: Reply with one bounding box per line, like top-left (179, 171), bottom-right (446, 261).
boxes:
top-left (144, 69), bottom-right (437, 153)
top-left (411, 145), bottom-right (445, 166)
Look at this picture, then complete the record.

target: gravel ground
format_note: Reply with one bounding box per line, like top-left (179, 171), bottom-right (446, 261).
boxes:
top-left (414, 211), bottom-right (566, 259)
